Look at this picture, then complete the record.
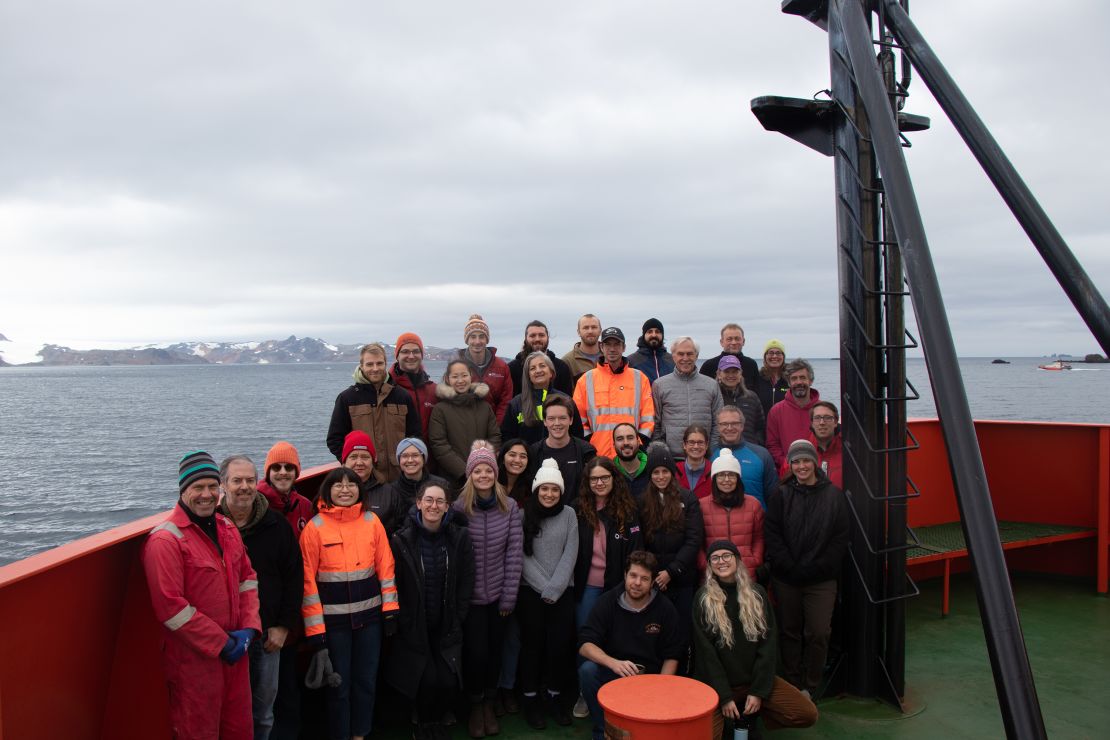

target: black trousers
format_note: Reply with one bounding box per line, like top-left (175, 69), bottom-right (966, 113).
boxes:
top-left (416, 634), bottom-right (459, 724)
top-left (463, 602), bottom-right (507, 697)
top-left (516, 586), bottom-right (575, 694)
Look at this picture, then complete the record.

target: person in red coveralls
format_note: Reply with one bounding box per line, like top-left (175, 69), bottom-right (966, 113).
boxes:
top-left (142, 450), bottom-right (261, 740)
top-left (258, 441), bottom-right (313, 535)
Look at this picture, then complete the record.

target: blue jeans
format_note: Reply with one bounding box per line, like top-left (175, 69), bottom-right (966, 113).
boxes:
top-left (578, 660), bottom-right (619, 739)
top-left (248, 639), bottom-right (280, 740)
top-left (325, 623), bottom-right (382, 740)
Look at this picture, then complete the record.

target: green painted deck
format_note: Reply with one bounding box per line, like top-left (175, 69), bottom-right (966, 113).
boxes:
top-left (374, 573), bottom-right (1110, 739)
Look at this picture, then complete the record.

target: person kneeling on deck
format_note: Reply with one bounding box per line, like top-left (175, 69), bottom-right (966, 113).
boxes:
top-left (577, 550), bottom-right (684, 740)
top-left (693, 540), bottom-right (817, 739)
top-left (142, 450), bottom-right (262, 740)
top-left (219, 455), bottom-right (304, 740)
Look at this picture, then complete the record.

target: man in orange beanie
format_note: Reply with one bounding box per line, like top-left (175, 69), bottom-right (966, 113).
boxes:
top-left (258, 441), bottom-right (313, 536)
top-left (389, 331), bottom-right (438, 438)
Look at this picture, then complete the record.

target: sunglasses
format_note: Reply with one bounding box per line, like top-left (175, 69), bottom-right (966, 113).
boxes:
top-left (270, 463), bottom-right (297, 473)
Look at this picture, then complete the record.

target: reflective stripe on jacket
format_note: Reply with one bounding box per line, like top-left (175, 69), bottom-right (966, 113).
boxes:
top-left (300, 504), bottom-right (398, 640)
top-left (142, 504), bottom-right (262, 657)
top-left (572, 360), bottom-right (655, 458)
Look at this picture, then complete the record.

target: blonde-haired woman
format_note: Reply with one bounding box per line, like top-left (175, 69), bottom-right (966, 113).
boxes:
top-left (692, 540), bottom-right (817, 738)
top-left (452, 444), bottom-right (523, 738)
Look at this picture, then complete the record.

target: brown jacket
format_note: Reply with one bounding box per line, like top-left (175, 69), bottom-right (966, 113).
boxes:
top-left (327, 369), bottom-right (422, 481)
top-left (428, 382), bottom-right (501, 485)
top-left (561, 342), bottom-right (600, 384)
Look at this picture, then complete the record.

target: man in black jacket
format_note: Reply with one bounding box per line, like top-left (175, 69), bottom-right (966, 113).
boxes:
top-left (699, 322), bottom-right (759, 390)
top-left (763, 439), bottom-right (850, 697)
top-left (530, 396), bottom-right (597, 503)
top-left (218, 455), bottom-right (303, 740)
top-left (578, 550), bottom-right (684, 740)
top-left (507, 319), bottom-right (575, 396)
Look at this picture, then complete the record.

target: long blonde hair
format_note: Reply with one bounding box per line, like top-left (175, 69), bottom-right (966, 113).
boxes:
top-left (457, 475), bottom-right (510, 516)
top-left (697, 563), bottom-right (768, 646)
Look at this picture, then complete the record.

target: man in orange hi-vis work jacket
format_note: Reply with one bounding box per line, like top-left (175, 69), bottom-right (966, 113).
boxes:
top-left (142, 450), bottom-right (261, 740)
top-left (573, 326), bottom-right (656, 458)
top-left (300, 464), bottom-right (399, 740)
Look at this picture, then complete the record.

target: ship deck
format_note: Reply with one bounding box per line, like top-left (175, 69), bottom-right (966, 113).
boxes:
top-left (364, 572), bottom-right (1109, 739)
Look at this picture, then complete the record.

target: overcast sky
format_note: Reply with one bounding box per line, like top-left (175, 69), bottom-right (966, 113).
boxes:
top-left (1, 0), bottom-right (1106, 361)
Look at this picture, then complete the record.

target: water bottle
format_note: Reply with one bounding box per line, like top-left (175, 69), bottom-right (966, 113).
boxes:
top-left (733, 715), bottom-right (751, 740)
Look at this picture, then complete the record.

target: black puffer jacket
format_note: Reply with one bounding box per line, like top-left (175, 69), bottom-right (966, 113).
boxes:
top-left (361, 475), bottom-right (409, 537)
top-left (636, 486), bottom-right (704, 587)
top-left (386, 508), bottom-right (475, 699)
top-left (764, 471), bottom-right (850, 586)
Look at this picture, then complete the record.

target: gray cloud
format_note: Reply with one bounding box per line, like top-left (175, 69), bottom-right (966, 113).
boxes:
top-left (1, 0), bottom-right (1106, 358)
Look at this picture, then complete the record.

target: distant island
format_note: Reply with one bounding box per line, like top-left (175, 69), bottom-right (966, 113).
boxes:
top-left (0, 335), bottom-right (463, 367)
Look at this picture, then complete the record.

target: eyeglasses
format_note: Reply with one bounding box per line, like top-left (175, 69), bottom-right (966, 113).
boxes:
top-left (589, 475), bottom-right (613, 485)
top-left (812, 415), bottom-right (837, 423)
top-left (399, 452), bottom-right (424, 461)
top-left (766, 350), bottom-right (785, 357)
top-left (709, 553), bottom-right (735, 564)
top-left (271, 464), bottom-right (297, 473)
top-left (398, 348), bottom-right (422, 357)
top-left (421, 498), bottom-right (448, 508)
top-left (684, 440), bottom-right (707, 447)
top-left (719, 422), bottom-right (741, 428)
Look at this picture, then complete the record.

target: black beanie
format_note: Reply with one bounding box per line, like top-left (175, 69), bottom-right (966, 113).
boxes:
top-left (645, 443), bottom-right (678, 478)
top-left (706, 539), bottom-right (740, 560)
top-left (642, 317), bottom-right (664, 337)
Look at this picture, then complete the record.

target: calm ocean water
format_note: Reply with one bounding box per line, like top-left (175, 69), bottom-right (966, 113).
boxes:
top-left (0, 357), bottom-right (1105, 565)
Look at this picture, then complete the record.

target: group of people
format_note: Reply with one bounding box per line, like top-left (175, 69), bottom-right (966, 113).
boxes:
top-left (143, 315), bottom-right (851, 740)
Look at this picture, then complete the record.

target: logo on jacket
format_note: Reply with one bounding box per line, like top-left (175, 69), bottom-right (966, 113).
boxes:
top-left (644, 623), bottom-right (661, 634)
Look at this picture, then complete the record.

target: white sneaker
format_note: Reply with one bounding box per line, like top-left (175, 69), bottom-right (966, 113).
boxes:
top-left (573, 694), bottom-right (590, 719)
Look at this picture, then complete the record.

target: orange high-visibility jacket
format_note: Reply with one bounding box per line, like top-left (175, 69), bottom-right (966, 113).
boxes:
top-left (300, 503), bottom-right (398, 641)
top-left (573, 360), bottom-right (655, 458)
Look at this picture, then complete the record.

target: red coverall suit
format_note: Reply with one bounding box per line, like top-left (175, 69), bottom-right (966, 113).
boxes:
top-left (143, 504), bottom-right (262, 740)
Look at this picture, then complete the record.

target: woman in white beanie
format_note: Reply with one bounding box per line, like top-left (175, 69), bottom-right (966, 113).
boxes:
top-left (697, 448), bottom-right (765, 579)
top-left (516, 459), bottom-right (579, 729)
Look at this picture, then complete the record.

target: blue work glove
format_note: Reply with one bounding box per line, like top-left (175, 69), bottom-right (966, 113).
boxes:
top-left (219, 629), bottom-right (253, 664)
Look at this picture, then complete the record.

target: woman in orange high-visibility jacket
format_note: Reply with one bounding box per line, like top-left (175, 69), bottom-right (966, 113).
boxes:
top-left (301, 466), bottom-right (399, 740)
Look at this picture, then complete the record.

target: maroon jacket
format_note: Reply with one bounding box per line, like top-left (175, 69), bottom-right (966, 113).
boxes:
top-left (458, 347), bottom-right (513, 424)
top-left (698, 492), bottom-right (765, 578)
top-left (258, 479), bottom-right (313, 536)
top-left (676, 460), bottom-right (713, 501)
top-left (390, 363), bottom-right (439, 438)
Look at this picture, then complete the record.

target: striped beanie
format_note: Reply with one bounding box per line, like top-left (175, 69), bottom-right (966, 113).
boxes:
top-left (463, 314), bottom-right (490, 341)
top-left (465, 446), bottom-right (498, 478)
top-left (179, 450), bottom-right (220, 494)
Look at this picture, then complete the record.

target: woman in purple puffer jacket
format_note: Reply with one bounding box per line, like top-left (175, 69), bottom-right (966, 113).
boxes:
top-left (453, 443), bottom-right (524, 738)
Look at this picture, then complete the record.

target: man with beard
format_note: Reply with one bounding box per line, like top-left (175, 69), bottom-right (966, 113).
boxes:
top-left (219, 455), bottom-right (303, 740)
top-left (711, 407), bottom-right (777, 509)
top-left (651, 336), bottom-right (722, 457)
top-left (612, 422), bottom-right (651, 498)
top-left (507, 319), bottom-right (574, 396)
top-left (628, 318), bottom-right (674, 383)
top-left (765, 359), bottom-right (822, 470)
top-left (142, 451), bottom-right (261, 740)
top-left (572, 327), bottom-right (655, 458)
top-left (258, 441), bottom-right (313, 536)
top-left (458, 314), bottom-right (513, 423)
top-left (327, 342), bottom-right (422, 482)
top-left (562, 313), bottom-right (602, 384)
top-left (699, 323), bottom-right (759, 390)
top-left (389, 331), bottom-right (439, 439)
top-left (578, 551), bottom-right (683, 740)
top-left (777, 401), bottom-right (843, 489)
top-left (342, 431), bottom-right (408, 536)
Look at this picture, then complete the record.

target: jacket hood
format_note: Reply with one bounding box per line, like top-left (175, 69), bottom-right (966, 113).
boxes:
top-left (436, 381), bottom-right (490, 402)
top-left (316, 501), bottom-right (365, 521)
top-left (353, 366), bottom-right (394, 388)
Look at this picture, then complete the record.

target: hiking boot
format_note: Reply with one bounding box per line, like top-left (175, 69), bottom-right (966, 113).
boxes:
top-left (482, 699), bottom-right (501, 736)
top-left (548, 693), bottom-right (572, 726)
top-left (573, 694), bottom-right (590, 719)
top-left (499, 687), bottom-right (519, 714)
top-left (522, 695), bottom-right (546, 730)
top-left (467, 703), bottom-right (485, 739)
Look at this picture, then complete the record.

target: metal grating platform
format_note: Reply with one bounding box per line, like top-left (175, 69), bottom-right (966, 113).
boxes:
top-left (907, 521), bottom-right (1094, 559)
